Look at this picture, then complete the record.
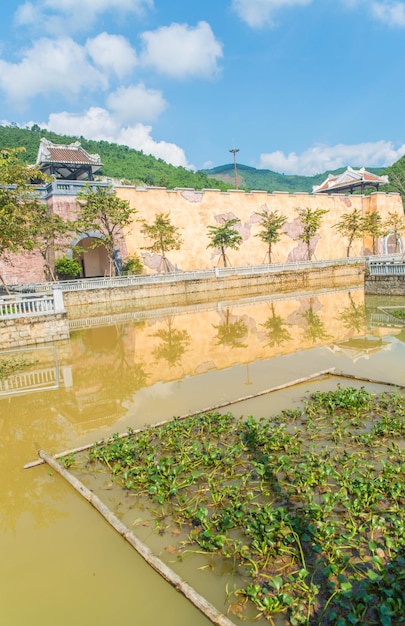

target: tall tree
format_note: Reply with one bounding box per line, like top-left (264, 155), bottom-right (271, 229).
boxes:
top-left (207, 218), bottom-right (242, 267)
top-left (255, 209), bottom-right (287, 263)
top-left (363, 211), bottom-right (385, 255)
top-left (29, 204), bottom-right (74, 281)
top-left (296, 207), bottom-right (328, 260)
top-left (0, 147), bottom-right (46, 288)
top-left (384, 211), bottom-right (405, 254)
top-left (75, 185), bottom-right (135, 276)
top-left (141, 212), bottom-right (183, 273)
top-left (334, 208), bottom-right (365, 258)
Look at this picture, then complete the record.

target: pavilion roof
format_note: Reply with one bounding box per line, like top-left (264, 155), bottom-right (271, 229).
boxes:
top-left (313, 166), bottom-right (388, 194)
top-left (36, 138), bottom-right (102, 174)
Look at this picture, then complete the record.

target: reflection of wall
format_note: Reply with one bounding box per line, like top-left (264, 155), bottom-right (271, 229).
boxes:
top-left (63, 289), bottom-right (377, 402)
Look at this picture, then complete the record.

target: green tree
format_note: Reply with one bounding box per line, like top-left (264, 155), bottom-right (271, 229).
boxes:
top-left (75, 185), bottom-right (135, 276)
top-left (296, 207), bottom-right (328, 260)
top-left (0, 147), bottom-right (47, 288)
top-left (29, 205), bottom-right (74, 281)
top-left (255, 209), bottom-right (287, 263)
top-left (141, 212), bottom-right (183, 273)
top-left (334, 208), bottom-right (365, 258)
top-left (363, 211), bottom-right (385, 255)
top-left (384, 211), bottom-right (405, 254)
top-left (207, 218), bottom-right (242, 267)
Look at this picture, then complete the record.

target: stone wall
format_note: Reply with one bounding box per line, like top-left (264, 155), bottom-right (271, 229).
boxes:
top-left (0, 185), bottom-right (402, 285)
top-left (365, 275), bottom-right (405, 296)
top-left (0, 313), bottom-right (70, 349)
top-left (64, 263), bottom-right (365, 310)
top-left (117, 187), bottom-right (403, 273)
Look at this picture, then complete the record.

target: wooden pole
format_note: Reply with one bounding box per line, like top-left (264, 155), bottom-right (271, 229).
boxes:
top-left (333, 371), bottom-right (405, 389)
top-left (24, 368), bottom-right (335, 469)
top-left (38, 450), bottom-right (235, 626)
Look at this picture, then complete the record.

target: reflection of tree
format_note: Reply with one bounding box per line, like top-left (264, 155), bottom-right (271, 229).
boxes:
top-left (151, 318), bottom-right (191, 368)
top-left (337, 292), bottom-right (367, 333)
top-left (261, 303), bottom-right (292, 348)
top-left (0, 392), bottom-right (69, 534)
top-left (213, 309), bottom-right (248, 349)
top-left (67, 322), bottom-right (149, 424)
top-left (301, 299), bottom-right (330, 344)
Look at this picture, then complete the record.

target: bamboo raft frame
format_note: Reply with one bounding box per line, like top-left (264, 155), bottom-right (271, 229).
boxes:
top-left (25, 368), bottom-right (405, 625)
top-left (38, 450), bottom-right (235, 626)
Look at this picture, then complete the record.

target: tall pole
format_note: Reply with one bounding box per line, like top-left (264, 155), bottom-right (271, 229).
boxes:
top-left (229, 148), bottom-right (239, 190)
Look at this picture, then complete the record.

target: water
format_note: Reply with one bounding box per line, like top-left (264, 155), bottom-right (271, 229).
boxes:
top-left (0, 286), bottom-right (404, 626)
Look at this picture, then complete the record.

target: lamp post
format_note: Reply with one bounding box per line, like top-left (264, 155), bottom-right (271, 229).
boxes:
top-left (229, 148), bottom-right (239, 190)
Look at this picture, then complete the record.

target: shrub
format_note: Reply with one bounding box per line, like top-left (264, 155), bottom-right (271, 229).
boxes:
top-left (54, 257), bottom-right (81, 279)
top-left (122, 254), bottom-right (143, 275)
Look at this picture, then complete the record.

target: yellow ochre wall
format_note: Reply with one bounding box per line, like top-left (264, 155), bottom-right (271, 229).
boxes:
top-left (115, 187), bottom-right (404, 273)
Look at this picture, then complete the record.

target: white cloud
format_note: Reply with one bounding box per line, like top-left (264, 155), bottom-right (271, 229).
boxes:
top-left (86, 33), bottom-right (137, 78)
top-left (42, 107), bottom-right (192, 168)
top-left (258, 141), bottom-right (405, 175)
top-left (231, 0), bottom-right (313, 28)
top-left (371, 1), bottom-right (405, 26)
top-left (140, 21), bottom-right (223, 78)
top-left (15, 0), bottom-right (153, 35)
top-left (107, 84), bottom-right (167, 124)
top-left (0, 38), bottom-right (107, 104)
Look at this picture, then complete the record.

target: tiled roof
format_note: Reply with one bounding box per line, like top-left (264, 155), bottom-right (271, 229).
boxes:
top-left (313, 167), bottom-right (388, 194)
top-left (36, 138), bottom-right (102, 166)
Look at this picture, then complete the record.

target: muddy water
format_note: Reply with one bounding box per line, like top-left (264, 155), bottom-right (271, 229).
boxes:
top-left (0, 287), bottom-right (404, 626)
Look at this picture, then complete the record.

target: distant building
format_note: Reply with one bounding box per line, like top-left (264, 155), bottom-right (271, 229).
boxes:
top-left (313, 166), bottom-right (388, 195)
top-left (36, 137), bottom-right (103, 181)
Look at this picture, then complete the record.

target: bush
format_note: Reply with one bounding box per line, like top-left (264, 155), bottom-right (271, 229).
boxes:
top-left (122, 254), bottom-right (143, 275)
top-left (55, 257), bottom-right (81, 279)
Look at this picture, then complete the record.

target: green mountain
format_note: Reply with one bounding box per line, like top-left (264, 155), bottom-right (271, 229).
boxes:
top-left (201, 163), bottom-right (386, 194)
top-left (0, 124), bottom-right (231, 191)
top-left (0, 123), bottom-right (392, 194)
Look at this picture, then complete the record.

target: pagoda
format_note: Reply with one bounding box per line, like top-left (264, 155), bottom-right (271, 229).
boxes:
top-left (36, 137), bottom-right (103, 181)
top-left (313, 166), bottom-right (388, 195)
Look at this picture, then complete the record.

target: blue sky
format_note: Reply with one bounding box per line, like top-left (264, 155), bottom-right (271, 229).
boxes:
top-left (1, 0), bottom-right (405, 175)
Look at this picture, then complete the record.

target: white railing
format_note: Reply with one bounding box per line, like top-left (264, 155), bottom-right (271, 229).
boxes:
top-left (368, 262), bottom-right (405, 276)
top-left (8, 254), bottom-right (403, 296)
top-left (0, 290), bottom-right (65, 320)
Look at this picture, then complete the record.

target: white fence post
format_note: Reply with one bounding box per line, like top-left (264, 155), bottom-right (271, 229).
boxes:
top-left (53, 289), bottom-right (65, 313)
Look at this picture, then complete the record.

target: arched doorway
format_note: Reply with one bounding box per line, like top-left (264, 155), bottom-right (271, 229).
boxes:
top-left (73, 235), bottom-right (110, 278)
top-left (383, 233), bottom-right (404, 255)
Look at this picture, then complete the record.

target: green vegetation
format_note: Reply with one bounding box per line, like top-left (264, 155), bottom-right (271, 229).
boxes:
top-left (54, 256), bottom-right (81, 279)
top-left (0, 356), bottom-right (38, 379)
top-left (76, 185), bottom-right (135, 276)
top-left (296, 207), bottom-right (329, 261)
top-left (78, 385), bottom-right (405, 625)
top-left (121, 253), bottom-right (143, 275)
top-left (334, 208), bottom-right (365, 258)
top-left (0, 124), bottom-right (231, 191)
top-left (0, 147), bottom-right (47, 287)
top-left (202, 163), bottom-right (386, 194)
top-left (255, 209), bottom-right (287, 263)
top-left (388, 308), bottom-right (405, 320)
top-left (206, 217), bottom-right (243, 267)
top-left (141, 212), bottom-right (183, 273)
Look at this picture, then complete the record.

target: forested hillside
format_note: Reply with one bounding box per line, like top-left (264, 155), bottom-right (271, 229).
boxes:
top-left (0, 123), bottom-right (397, 195)
top-left (0, 124), bottom-right (231, 191)
top-left (202, 163), bottom-right (387, 194)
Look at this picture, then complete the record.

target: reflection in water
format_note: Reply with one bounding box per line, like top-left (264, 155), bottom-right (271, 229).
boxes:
top-left (150, 317), bottom-right (191, 368)
top-left (1, 286), bottom-right (404, 626)
top-left (260, 302), bottom-right (292, 348)
top-left (301, 297), bottom-right (331, 344)
top-left (213, 308), bottom-right (248, 349)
